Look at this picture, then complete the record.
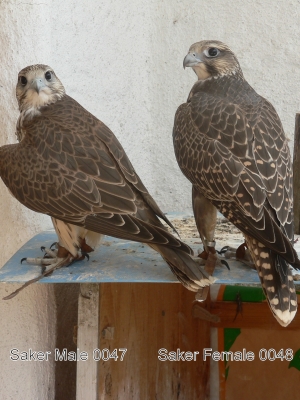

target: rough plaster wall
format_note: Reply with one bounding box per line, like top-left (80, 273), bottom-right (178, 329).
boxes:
top-left (48, 0), bottom-right (300, 214)
top-left (0, 1), bottom-right (53, 268)
top-left (0, 283), bottom-right (56, 399)
top-left (147, 0), bottom-right (300, 208)
top-left (1, 0), bottom-right (300, 398)
top-left (0, 2), bottom-right (56, 399)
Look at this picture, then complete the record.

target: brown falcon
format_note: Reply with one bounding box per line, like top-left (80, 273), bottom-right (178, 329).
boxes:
top-left (0, 64), bottom-right (214, 294)
top-left (173, 40), bottom-right (300, 326)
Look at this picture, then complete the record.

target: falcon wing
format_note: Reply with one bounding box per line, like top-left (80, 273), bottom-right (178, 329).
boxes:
top-left (1, 95), bottom-right (187, 252)
top-left (173, 84), bottom-right (298, 265)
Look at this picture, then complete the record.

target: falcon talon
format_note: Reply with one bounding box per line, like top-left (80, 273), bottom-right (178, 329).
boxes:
top-left (42, 247), bottom-right (57, 259)
top-left (217, 246), bottom-right (230, 255)
top-left (81, 252), bottom-right (90, 261)
top-left (221, 259), bottom-right (230, 270)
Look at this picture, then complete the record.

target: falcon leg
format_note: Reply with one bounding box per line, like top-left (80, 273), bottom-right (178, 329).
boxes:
top-left (192, 187), bottom-right (253, 271)
top-left (192, 186), bottom-right (229, 270)
top-left (192, 186), bottom-right (217, 253)
top-left (192, 187), bottom-right (229, 301)
top-left (198, 240), bottom-right (230, 268)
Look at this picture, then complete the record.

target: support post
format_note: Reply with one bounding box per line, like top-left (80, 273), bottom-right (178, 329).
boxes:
top-left (76, 283), bottom-right (99, 400)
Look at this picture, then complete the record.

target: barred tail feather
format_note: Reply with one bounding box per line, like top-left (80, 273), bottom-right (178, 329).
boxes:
top-left (245, 235), bottom-right (297, 327)
top-left (150, 244), bottom-right (215, 292)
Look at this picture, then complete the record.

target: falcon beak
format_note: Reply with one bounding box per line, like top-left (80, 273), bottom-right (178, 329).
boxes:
top-left (183, 53), bottom-right (203, 69)
top-left (31, 78), bottom-right (46, 93)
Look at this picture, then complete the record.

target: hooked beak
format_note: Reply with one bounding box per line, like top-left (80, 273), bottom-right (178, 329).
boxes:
top-left (183, 53), bottom-right (203, 69)
top-left (31, 78), bottom-right (46, 93)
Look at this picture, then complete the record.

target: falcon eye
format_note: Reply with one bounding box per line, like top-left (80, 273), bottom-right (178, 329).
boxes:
top-left (205, 48), bottom-right (220, 57)
top-left (45, 71), bottom-right (52, 81)
top-left (19, 76), bottom-right (27, 86)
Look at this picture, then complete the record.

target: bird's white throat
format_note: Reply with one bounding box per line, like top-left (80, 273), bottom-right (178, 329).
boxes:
top-left (21, 87), bottom-right (56, 112)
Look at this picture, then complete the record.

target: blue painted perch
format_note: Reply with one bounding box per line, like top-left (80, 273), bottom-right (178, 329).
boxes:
top-left (1, 210), bottom-right (300, 287)
top-left (0, 230), bottom-right (276, 286)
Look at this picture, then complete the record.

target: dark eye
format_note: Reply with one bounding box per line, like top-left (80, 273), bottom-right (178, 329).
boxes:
top-left (45, 71), bottom-right (52, 81)
top-left (19, 76), bottom-right (27, 86)
top-left (206, 48), bottom-right (220, 57)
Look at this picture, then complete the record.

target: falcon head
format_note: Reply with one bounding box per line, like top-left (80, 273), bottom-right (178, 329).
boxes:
top-left (183, 40), bottom-right (242, 80)
top-left (16, 64), bottom-right (65, 112)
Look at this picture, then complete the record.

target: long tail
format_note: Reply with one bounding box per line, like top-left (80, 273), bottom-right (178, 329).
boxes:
top-left (245, 235), bottom-right (297, 327)
top-left (150, 244), bottom-right (215, 291)
top-left (75, 213), bottom-right (216, 291)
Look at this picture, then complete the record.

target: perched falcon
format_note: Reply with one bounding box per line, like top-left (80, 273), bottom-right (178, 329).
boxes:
top-left (0, 64), bottom-right (213, 293)
top-left (173, 40), bottom-right (300, 326)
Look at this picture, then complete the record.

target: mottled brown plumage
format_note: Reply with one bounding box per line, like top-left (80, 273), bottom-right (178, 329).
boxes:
top-left (0, 64), bottom-right (213, 293)
top-left (174, 40), bottom-right (299, 326)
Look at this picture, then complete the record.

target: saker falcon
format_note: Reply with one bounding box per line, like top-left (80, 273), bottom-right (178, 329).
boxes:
top-left (173, 40), bottom-right (300, 326)
top-left (0, 64), bottom-right (214, 295)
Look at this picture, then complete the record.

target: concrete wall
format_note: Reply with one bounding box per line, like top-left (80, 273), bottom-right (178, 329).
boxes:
top-left (0, 2), bottom-right (57, 399)
top-left (1, 0), bottom-right (300, 398)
